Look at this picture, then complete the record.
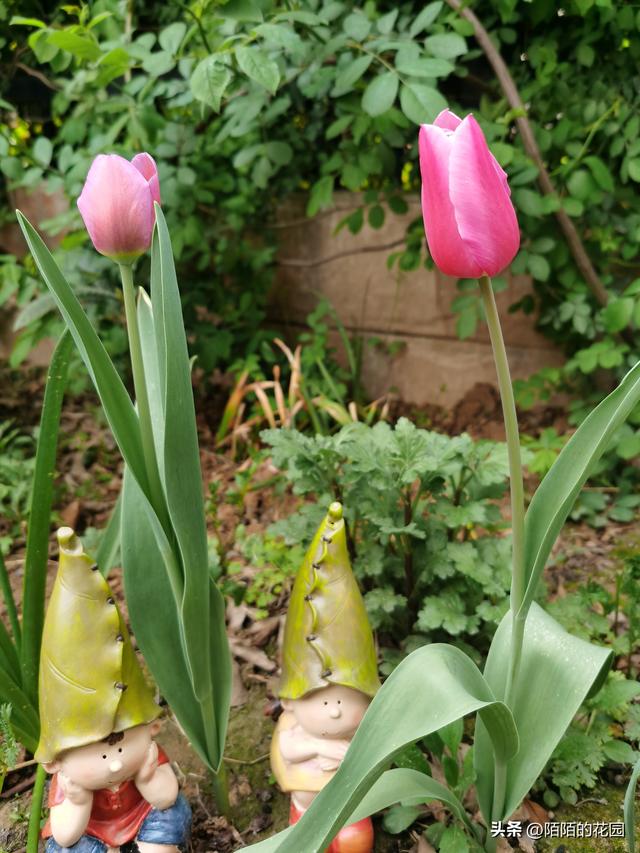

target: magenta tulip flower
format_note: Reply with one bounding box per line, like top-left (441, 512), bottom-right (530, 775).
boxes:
top-left (77, 153), bottom-right (161, 264)
top-left (418, 110), bottom-right (520, 279)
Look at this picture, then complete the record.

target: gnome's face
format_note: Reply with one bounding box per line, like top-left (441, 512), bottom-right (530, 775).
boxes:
top-left (286, 685), bottom-right (370, 739)
top-left (45, 722), bottom-right (161, 790)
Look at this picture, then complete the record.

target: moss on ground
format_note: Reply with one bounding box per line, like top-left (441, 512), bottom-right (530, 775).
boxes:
top-left (537, 783), bottom-right (636, 853)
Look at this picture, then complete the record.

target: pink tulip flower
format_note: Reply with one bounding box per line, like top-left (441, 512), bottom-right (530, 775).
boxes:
top-left (77, 153), bottom-right (161, 264)
top-left (418, 110), bottom-right (520, 279)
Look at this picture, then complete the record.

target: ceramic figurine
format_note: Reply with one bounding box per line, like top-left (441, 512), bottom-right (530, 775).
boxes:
top-left (270, 502), bottom-right (380, 853)
top-left (36, 527), bottom-right (191, 853)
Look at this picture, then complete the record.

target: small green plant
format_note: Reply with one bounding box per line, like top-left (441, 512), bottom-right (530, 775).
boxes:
top-left (521, 427), bottom-right (567, 478)
top-left (519, 413), bottom-right (640, 529)
top-left (263, 419), bottom-right (527, 654)
top-left (537, 555), bottom-right (640, 806)
top-left (225, 527), bottom-right (305, 618)
top-left (0, 421), bottom-right (35, 540)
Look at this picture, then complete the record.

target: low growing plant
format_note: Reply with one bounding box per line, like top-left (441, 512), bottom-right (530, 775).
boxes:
top-left (263, 420), bottom-right (520, 656)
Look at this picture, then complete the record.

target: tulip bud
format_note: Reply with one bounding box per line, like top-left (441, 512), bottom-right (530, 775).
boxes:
top-left (418, 110), bottom-right (520, 279)
top-left (77, 153), bottom-right (161, 264)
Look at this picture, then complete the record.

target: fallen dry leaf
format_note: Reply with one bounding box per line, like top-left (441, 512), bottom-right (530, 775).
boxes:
top-left (246, 615), bottom-right (281, 646)
top-left (410, 832), bottom-right (435, 853)
top-left (60, 499), bottom-right (81, 529)
top-left (229, 639), bottom-right (276, 672)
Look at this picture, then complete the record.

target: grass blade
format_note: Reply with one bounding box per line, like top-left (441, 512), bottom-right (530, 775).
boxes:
top-left (0, 664), bottom-right (39, 753)
top-left (0, 550), bottom-right (20, 650)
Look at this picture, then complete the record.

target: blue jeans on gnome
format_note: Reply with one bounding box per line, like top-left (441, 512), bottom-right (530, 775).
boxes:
top-left (45, 793), bottom-right (191, 852)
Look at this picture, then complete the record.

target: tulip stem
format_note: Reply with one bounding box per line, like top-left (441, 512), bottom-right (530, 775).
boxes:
top-left (478, 275), bottom-right (525, 707)
top-left (119, 263), bottom-right (167, 521)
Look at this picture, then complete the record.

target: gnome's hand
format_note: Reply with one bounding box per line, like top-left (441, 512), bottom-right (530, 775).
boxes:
top-left (58, 772), bottom-right (93, 806)
top-left (135, 740), bottom-right (159, 786)
top-left (317, 738), bottom-right (350, 770)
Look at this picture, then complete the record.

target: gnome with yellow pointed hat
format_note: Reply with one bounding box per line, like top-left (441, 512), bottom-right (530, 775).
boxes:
top-left (271, 502), bottom-right (380, 853)
top-left (37, 528), bottom-right (191, 853)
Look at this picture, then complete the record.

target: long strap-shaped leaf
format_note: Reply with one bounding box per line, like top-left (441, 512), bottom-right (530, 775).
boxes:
top-left (243, 644), bottom-right (517, 853)
top-left (137, 290), bottom-right (165, 480)
top-left (0, 618), bottom-right (20, 686)
top-left (15, 213), bottom-right (150, 502)
top-left (475, 603), bottom-right (612, 821)
top-left (0, 549), bottom-right (20, 652)
top-left (349, 768), bottom-right (477, 835)
top-left (521, 359), bottom-right (640, 616)
top-left (0, 663), bottom-right (39, 754)
top-left (96, 492), bottom-right (122, 576)
top-left (135, 266), bottom-right (217, 702)
top-left (121, 468), bottom-right (230, 770)
top-left (151, 207), bottom-right (212, 698)
top-left (20, 330), bottom-right (72, 705)
top-left (244, 768), bottom-right (480, 853)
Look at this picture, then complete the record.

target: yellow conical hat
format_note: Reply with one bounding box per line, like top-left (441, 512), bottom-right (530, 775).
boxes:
top-left (35, 527), bottom-right (161, 764)
top-left (278, 502), bottom-right (380, 700)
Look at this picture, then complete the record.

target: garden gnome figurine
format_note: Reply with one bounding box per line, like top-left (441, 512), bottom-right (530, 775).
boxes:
top-left (271, 501), bottom-right (380, 852)
top-left (36, 527), bottom-right (191, 853)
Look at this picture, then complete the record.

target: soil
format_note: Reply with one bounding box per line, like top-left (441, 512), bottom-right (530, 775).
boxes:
top-left (0, 365), bottom-right (637, 853)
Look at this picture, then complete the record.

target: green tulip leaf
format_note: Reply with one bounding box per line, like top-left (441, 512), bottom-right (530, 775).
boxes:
top-left (349, 768), bottom-right (474, 833)
top-left (150, 206), bottom-right (223, 704)
top-left (474, 603), bottom-right (612, 821)
top-left (243, 643), bottom-right (517, 853)
top-left (522, 358), bottom-right (640, 616)
top-left (121, 467), bottom-right (230, 770)
top-left (136, 288), bottom-right (165, 481)
top-left (95, 492), bottom-right (121, 577)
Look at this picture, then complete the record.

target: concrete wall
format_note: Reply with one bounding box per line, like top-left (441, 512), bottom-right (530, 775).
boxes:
top-left (270, 193), bottom-right (563, 408)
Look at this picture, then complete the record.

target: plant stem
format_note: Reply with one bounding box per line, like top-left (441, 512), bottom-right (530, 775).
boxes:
top-left (478, 277), bottom-right (526, 705)
top-left (26, 763), bottom-right (46, 853)
top-left (119, 264), bottom-right (166, 519)
top-left (213, 757), bottom-right (231, 818)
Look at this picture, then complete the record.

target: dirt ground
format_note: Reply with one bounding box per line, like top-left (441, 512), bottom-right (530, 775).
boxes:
top-left (0, 364), bottom-right (636, 853)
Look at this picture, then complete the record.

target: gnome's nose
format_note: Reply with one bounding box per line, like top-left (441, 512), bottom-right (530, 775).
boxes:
top-left (109, 759), bottom-right (123, 773)
top-left (329, 706), bottom-right (341, 719)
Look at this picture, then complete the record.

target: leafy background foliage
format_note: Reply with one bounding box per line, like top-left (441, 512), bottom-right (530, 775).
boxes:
top-left (3, 0), bottom-right (640, 395)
